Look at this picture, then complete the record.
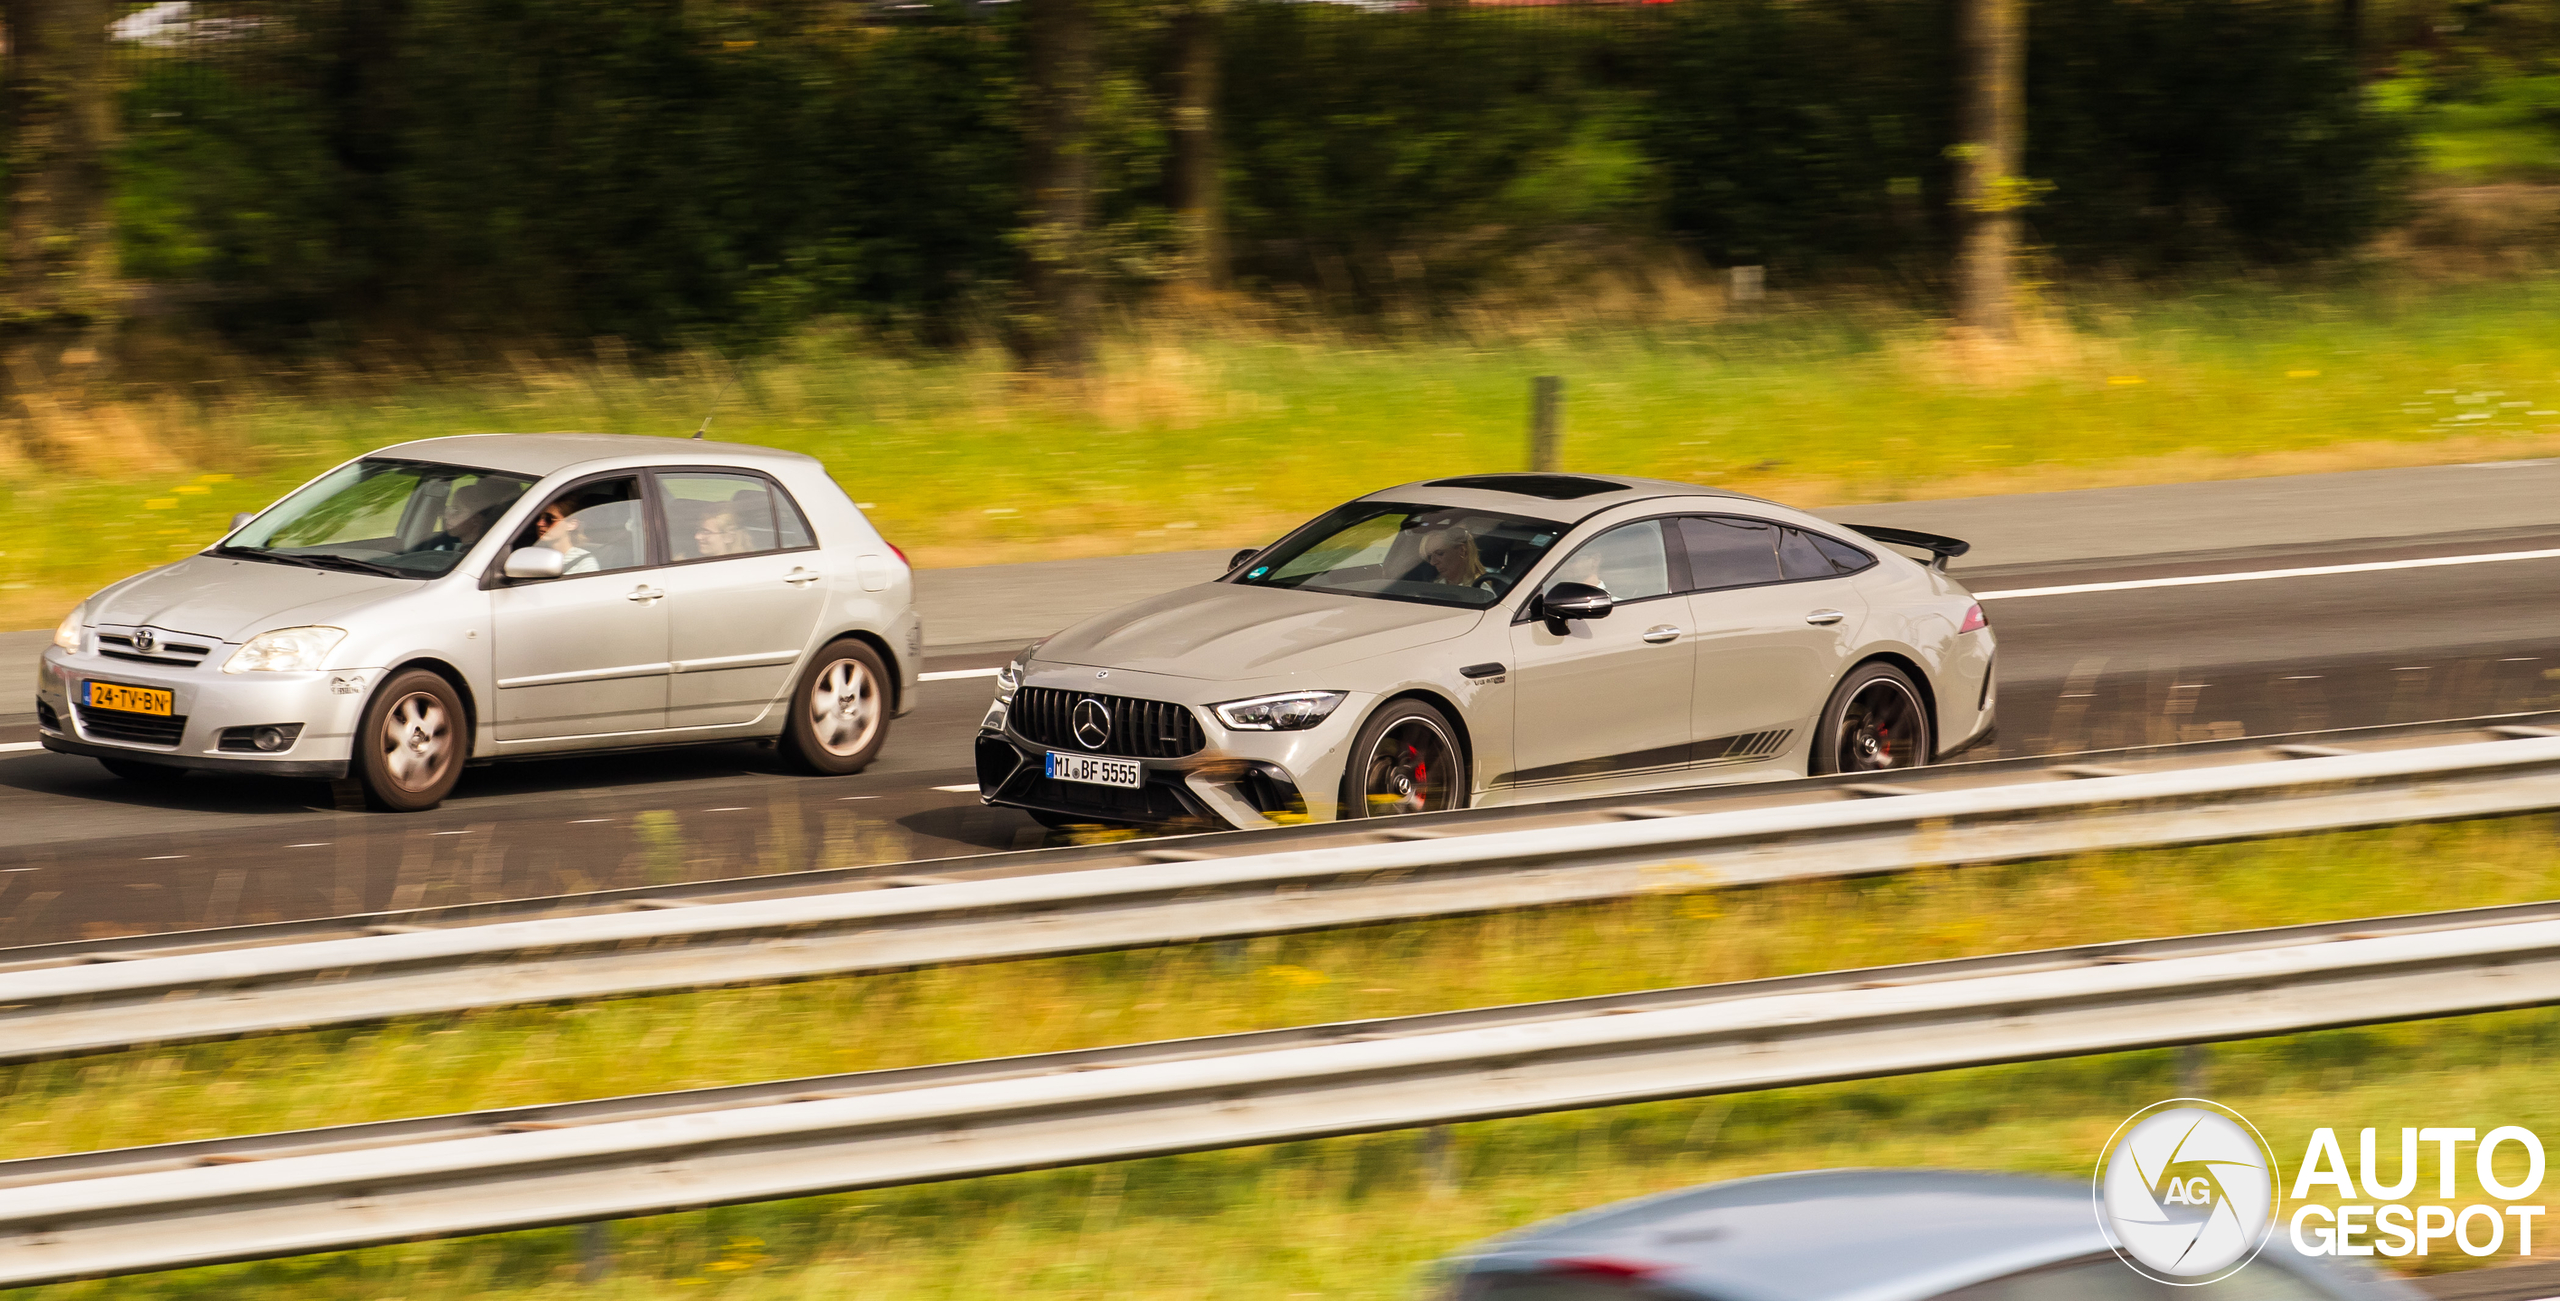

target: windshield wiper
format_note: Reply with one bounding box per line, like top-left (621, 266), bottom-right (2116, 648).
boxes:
top-left (217, 548), bottom-right (413, 579)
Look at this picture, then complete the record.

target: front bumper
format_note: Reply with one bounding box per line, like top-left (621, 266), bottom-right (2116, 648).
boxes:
top-left (37, 647), bottom-right (371, 778)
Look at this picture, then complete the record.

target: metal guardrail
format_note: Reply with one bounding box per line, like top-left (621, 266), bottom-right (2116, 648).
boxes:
top-left (7, 898), bottom-right (2560, 1286)
top-left (4, 729), bottom-right (2560, 1063)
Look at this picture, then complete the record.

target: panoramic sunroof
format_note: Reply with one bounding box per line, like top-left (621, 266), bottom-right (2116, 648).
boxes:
top-left (1424, 473), bottom-right (1631, 501)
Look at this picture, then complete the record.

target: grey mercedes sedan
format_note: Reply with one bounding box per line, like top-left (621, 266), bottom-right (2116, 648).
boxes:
top-left (40, 433), bottom-right (919, 810)
top-left (977, 473), bottom-right (1994, 829)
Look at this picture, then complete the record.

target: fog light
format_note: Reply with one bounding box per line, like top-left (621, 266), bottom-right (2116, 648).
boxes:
top-left (218, 722), bottom-right (306, 753)
top-left (253, 726), bottom-right (288, 751)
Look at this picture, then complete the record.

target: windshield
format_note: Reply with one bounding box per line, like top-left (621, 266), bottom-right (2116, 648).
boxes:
top-left (1230, 500), bottom-right (1566, 608)
top-left (221, 458), bottom-right (538, 579)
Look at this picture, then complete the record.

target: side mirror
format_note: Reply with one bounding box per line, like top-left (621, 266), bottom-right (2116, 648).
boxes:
top-left (229, 512), bottom-right (256, 532)
top-left (1229, 547), bottom-right (1260, 572)
top-left (1539, 581), bottom-right (1613, 633)
top-left (502, 547), bottom-right (566, 580)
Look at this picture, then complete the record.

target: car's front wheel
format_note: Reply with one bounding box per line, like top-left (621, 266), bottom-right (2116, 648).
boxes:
top-left (781, 640), bottom-right (891, 776)
top-left (1341, 698), bottom-right (1467, 819)
top-left (355, 669), bottom-right (467, 811)
top-left (1811, 661), bottom-right (1934, 775)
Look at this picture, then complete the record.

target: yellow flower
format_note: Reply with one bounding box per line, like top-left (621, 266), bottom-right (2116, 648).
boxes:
top-left (1260, 964), bottom-right (1330, 987)
top-left (2106, 376), bottom-right (2144, 386)
top-left (198, 473), bottom-right (234, 482)
top-left (174, 485), bottom-right (210, 495)
top-left (2286, 369), bottom-right (2320, 379)
top-left (144, 498), bottom-right (177, 510)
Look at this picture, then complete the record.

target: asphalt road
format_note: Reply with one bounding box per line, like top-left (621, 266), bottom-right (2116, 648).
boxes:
top-left (4, 465), bottom-right (2558, 947)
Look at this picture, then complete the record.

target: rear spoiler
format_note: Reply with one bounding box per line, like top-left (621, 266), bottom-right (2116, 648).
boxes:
top-left (1843, 524), bottom-right (1970, 572)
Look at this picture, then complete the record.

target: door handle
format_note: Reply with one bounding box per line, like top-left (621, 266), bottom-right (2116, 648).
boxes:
top-left (1805, 609), bottom-right (1845, 626)
top-left (1641, 624), bottom-right (1683, 644)
top-left (783, 567), bottom-right (820, 586)
top-left (627, 585), bottom-right (665, 604)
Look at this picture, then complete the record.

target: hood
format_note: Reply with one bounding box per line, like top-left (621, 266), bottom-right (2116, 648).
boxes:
top-left (1037, 582), bottom-right (1485, 679)
top-left (87, 555), bottom-right (413, 642)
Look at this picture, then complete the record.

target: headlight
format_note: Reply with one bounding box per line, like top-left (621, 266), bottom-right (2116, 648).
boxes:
top-left (1214, 690), bottom-right (1346, 731)
top-left (222, 625), bottom-right (348, 673)
top-left (52, 606), bottom-right (83, 652)
top-left (996, 637), bottom-right (1048, 697)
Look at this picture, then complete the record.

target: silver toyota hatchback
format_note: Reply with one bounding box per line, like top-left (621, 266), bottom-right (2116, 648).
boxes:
top-left (39, 433), bottom-right (919, 810)
top-left (977, 473), bottom-right (1994, 829)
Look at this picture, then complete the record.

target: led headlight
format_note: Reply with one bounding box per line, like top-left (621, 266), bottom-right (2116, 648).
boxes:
top-left (52, 606), bottom-right (84, 652)
top-left (995, 637), bottom-right (1049, 697)
top-left (222, 625), bottom-right (348, 674)
top-left (1213, 690), bottom-right (1346, 731)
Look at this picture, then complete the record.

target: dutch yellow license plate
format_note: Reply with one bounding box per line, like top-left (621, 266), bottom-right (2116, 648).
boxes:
top-left (85, 680), bottom-right (173, 716)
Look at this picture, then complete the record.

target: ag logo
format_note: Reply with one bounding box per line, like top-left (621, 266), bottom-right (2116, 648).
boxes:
top-left (1071, 697), bottom-right (1112, 750)
top-left (2095, 1100), bottom-right (2280, 1284)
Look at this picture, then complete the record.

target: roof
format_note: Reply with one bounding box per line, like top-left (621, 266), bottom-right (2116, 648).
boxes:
top-left (362, 432), bottom-right (821, 480)
top-left (1449, 1169), bottom-right (2111, 1301)
top-left (1365, 472), bottom-right (1762, 525)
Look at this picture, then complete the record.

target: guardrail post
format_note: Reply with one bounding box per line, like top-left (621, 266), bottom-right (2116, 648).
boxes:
top-left (1418, 1125), bottom-right (1455, 1197)
top-left (1528, 376), bottom-right (1563, 472)
top-left (2178, 1043), bottom-right (2208, 1096)
top-left (580, 1221), bottom-right (612, 1283)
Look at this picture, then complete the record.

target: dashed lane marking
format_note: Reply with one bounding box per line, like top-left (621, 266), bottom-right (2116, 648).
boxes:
top-left (919, 667), bottom-right (1002, 682)
top-left (932, 784), bottom-right (980, 793)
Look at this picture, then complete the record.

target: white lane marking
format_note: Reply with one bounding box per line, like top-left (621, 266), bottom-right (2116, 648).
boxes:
top-left (1974, 546), bottom-right (2560, 601)
top-left (838, 795), bottom-right (879, 801)
top-left (0, 741), bottom-right (44, 754)
top-left (569, 818), bottom-right (611, 824)
top-left (142, 855), bottom-right (185, 861)
top-left (919, 667), bottom-right (1001, 682)
top-left (707, 806), bottom-right (749, 812)
top-left (933, 784), bottom-right (980, 793)
top-left (285, 842), bottom-right (329, 848)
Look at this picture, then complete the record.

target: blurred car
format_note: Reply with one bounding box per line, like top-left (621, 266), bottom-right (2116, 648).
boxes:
top-left (1431, 1168), bottom-right (2420, 1300)
top-left (975, 472), bottom-right (1993, 829)
top-left (39, 433), bottom-right (918, 811)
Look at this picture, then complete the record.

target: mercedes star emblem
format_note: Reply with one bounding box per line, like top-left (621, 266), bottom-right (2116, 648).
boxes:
top-left (1072, 697), bottom-right (1112, 750)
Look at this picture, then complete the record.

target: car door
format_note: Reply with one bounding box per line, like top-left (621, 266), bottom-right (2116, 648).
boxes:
top-left (1678, 515), bottom-right (1871, 769)
top-left (1503, 518), bottom-right (1695, 796)
top-left (654, 469), bottom-right (831, 729)
top-left (488, 476), bottom-right (671, 741)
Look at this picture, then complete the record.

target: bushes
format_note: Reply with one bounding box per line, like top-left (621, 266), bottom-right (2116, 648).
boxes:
top-left (107, 0), bottom-right (2411, 352)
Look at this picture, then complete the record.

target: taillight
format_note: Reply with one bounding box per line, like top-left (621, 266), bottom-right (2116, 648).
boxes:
top-left (1958, 602), bottom-right (1988, 634)
top-left (885, 539), bottom-right (910, 569)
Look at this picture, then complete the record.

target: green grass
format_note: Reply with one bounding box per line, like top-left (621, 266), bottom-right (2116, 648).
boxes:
top-left (9, 814), bottom-right (2560, 1297)
top-left (2411, 73), bottom-right (2560, 183)
top-left (10, 274), bottom-right (2560, 629)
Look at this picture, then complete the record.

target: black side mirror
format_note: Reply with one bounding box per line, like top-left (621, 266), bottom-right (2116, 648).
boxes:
top-left (1229, 547), bottom-right (1260, 572)
top-left (1539, 581), bottom-right (1613, 633)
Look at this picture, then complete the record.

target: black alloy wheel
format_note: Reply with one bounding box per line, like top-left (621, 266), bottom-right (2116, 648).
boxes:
top-left (1812, 661), bottom-right (1934, 775)
top-left (1343, 699), bottom-right (1466, 819)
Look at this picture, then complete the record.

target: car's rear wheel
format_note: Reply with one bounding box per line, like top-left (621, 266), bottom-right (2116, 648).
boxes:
top-left (1811, 661), bottom-right (1934, 775)
top-left (356, 669), bottom-right (467, 811)
top-left (99, 758), bottom-right (188, 784)
top-left (1342, 699), bottom-right (1467, 819)
top-left (781, 641), bottom-right (890, 775)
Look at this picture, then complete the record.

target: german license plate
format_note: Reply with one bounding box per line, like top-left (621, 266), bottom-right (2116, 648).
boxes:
top-left (1046, 751), bottom-right (1141, 788)
top-left (85, 680), bottom-right (173, 716)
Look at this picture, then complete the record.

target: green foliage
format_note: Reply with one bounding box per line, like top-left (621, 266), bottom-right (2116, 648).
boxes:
top-left (105, 0), bottom-right (2414, 350)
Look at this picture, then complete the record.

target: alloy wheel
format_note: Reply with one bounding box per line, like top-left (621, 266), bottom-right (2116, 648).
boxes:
top-left (808, 656), bottom-right (882, 757)
top-left (1834, 677), bottom-right (1924, 772)
top-left (379, 691), bottom-right (453, 791)
top-left (1361, 717), bottom-right (1457, 816)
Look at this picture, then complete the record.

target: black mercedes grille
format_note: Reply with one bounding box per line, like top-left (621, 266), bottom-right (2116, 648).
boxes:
top-left (76, 703), bottom-right (188, 746)
top-left (1011, 687), bottom-right (1206, 759)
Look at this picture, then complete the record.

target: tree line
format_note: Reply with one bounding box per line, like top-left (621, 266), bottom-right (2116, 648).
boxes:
top-left (0, 0), bottom-right (2404, 384)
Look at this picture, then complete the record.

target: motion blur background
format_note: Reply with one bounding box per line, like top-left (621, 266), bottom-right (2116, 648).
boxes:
top-left (5, 1), bottom-right (2560, 1297)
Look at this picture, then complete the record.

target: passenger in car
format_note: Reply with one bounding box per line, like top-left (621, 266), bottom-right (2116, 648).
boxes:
top-left (694, 504), bottom-right (754, 557)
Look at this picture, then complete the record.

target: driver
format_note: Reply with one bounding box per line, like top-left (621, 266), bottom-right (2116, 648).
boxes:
top-left (1418, 526), bottom-right (1488, 589)
top-left (420, 478), bottom-right (516, 554)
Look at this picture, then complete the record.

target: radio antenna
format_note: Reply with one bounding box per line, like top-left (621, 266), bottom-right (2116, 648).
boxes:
top-left (692, 362), bottom-right (740, 440)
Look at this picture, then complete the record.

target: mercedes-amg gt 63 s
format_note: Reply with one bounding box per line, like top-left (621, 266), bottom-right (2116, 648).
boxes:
top-left (976, 472), bottom-right (1994, 829)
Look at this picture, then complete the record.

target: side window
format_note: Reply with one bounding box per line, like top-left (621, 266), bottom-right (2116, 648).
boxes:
top-left (509, 476), bottom-right (648, 577)
top-left (1808, 530), bottom-right (1874, 574)
top-left (1548, 520), bottom-right (1672, 602)
top-left (1777, 527), bottom-right (1841, 580)
top-left (659, 472), bottom-right (809, 561)
top-left (1677, 516), bottom-right (1782, 592)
